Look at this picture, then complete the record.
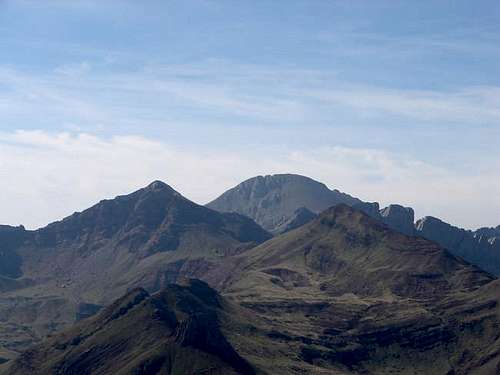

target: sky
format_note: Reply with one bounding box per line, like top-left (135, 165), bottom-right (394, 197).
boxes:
top-left (0, 0), bottom-right (499, 229)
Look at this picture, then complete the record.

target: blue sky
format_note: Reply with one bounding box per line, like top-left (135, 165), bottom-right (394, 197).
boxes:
top-left (0, 0), bottom-right (499, 229)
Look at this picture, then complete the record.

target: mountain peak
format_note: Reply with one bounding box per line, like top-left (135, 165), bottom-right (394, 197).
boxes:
top-left (249, 173), bottom-right (326, 184)
top-left (217, 201), bottom-right (494, 303)
top-left (143, 180), bottom-right (179, 194)
top-left (316, 203), bottom-right (387, 233)
top-left (207, 173), bottom-right (361, 233)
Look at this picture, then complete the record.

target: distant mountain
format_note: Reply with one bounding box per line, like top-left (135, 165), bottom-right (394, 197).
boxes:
top-left (208, 174), bottom-right (500, 275)
top-left (475, 225), bottom-right (500, 239)
top-left (416, 216), bottom-right (500, 275)
top-left (3, 280), bottom-right (258, 375)
top-left (379, 204), bottom-right (415, 236)
top-left (207, 174), bottom-right (362, 234)
top-left (0, 181), bottom-right (270, 355)
top-left (354, 203), bottom-right (500, 275)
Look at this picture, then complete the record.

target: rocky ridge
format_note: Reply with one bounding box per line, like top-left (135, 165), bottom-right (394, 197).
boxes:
top-left (208, 174), bottom-right (500, 275)
top-left (0, 181), bottom-right (270, 354)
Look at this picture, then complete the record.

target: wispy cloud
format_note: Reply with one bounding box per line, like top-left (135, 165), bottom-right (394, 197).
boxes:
top-left (307, 85), bottom-right (500, 124)
top-left (1, 61), bottom-right (500, 130)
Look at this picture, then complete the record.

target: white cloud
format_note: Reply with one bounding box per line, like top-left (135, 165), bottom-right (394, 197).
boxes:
top-left (0, 130), bottom-right (498, 230)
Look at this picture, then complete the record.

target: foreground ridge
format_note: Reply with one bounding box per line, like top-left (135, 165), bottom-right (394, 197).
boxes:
top-left (3, 280), bottom-right (258, 375)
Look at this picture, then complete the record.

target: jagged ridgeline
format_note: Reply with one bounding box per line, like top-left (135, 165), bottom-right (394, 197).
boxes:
top-left (0, 178), bottom-right (499, 374)
top-left (208, 174), bottom-right (500, 275)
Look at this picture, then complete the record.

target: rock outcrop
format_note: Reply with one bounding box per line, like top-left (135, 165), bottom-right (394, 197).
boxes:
top-left (380, 204), bottom-right (415, 236)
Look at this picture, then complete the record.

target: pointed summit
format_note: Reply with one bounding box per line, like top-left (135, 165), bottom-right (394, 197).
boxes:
top-left (143, 180), bottom-right (176, 193)
top-left (0, 181), bottom-right (271, 353)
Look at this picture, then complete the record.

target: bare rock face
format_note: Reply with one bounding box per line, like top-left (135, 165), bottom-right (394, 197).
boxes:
top-left (208, 174), bottom-right (417, 239)
top-left (416, 216), bottom-right (500, 275)
top-left (380, 204), bottom-right (415, 236)
top-left (207, 174), bottom-right (362, 234)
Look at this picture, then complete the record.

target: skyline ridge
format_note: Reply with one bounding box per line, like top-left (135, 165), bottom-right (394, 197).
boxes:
top-left (1, 173), bottom-right (496, 234)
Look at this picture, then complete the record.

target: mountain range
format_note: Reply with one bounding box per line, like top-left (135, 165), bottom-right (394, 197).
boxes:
top-left (208, 174), bottom-right (500, 275)
top-left (0, 175), bottom-right (499, 374)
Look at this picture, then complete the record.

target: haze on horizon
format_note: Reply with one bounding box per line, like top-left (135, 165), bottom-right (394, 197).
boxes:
top-left (0, 0), bottom-right (499, 230)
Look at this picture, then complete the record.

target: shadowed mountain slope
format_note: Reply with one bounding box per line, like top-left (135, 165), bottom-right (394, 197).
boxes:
top-left (416, 216), bottom-right (500, 276)
top-left (0, 225), bottom-right (27, 281)
top-left (2, 280), bottom-right (260, 375)
top-left (0, 181), bottom-right (270, 354)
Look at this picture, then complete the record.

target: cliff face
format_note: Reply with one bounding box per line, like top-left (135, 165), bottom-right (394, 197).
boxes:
top-left (380, 204), bottom-right (415, 236)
